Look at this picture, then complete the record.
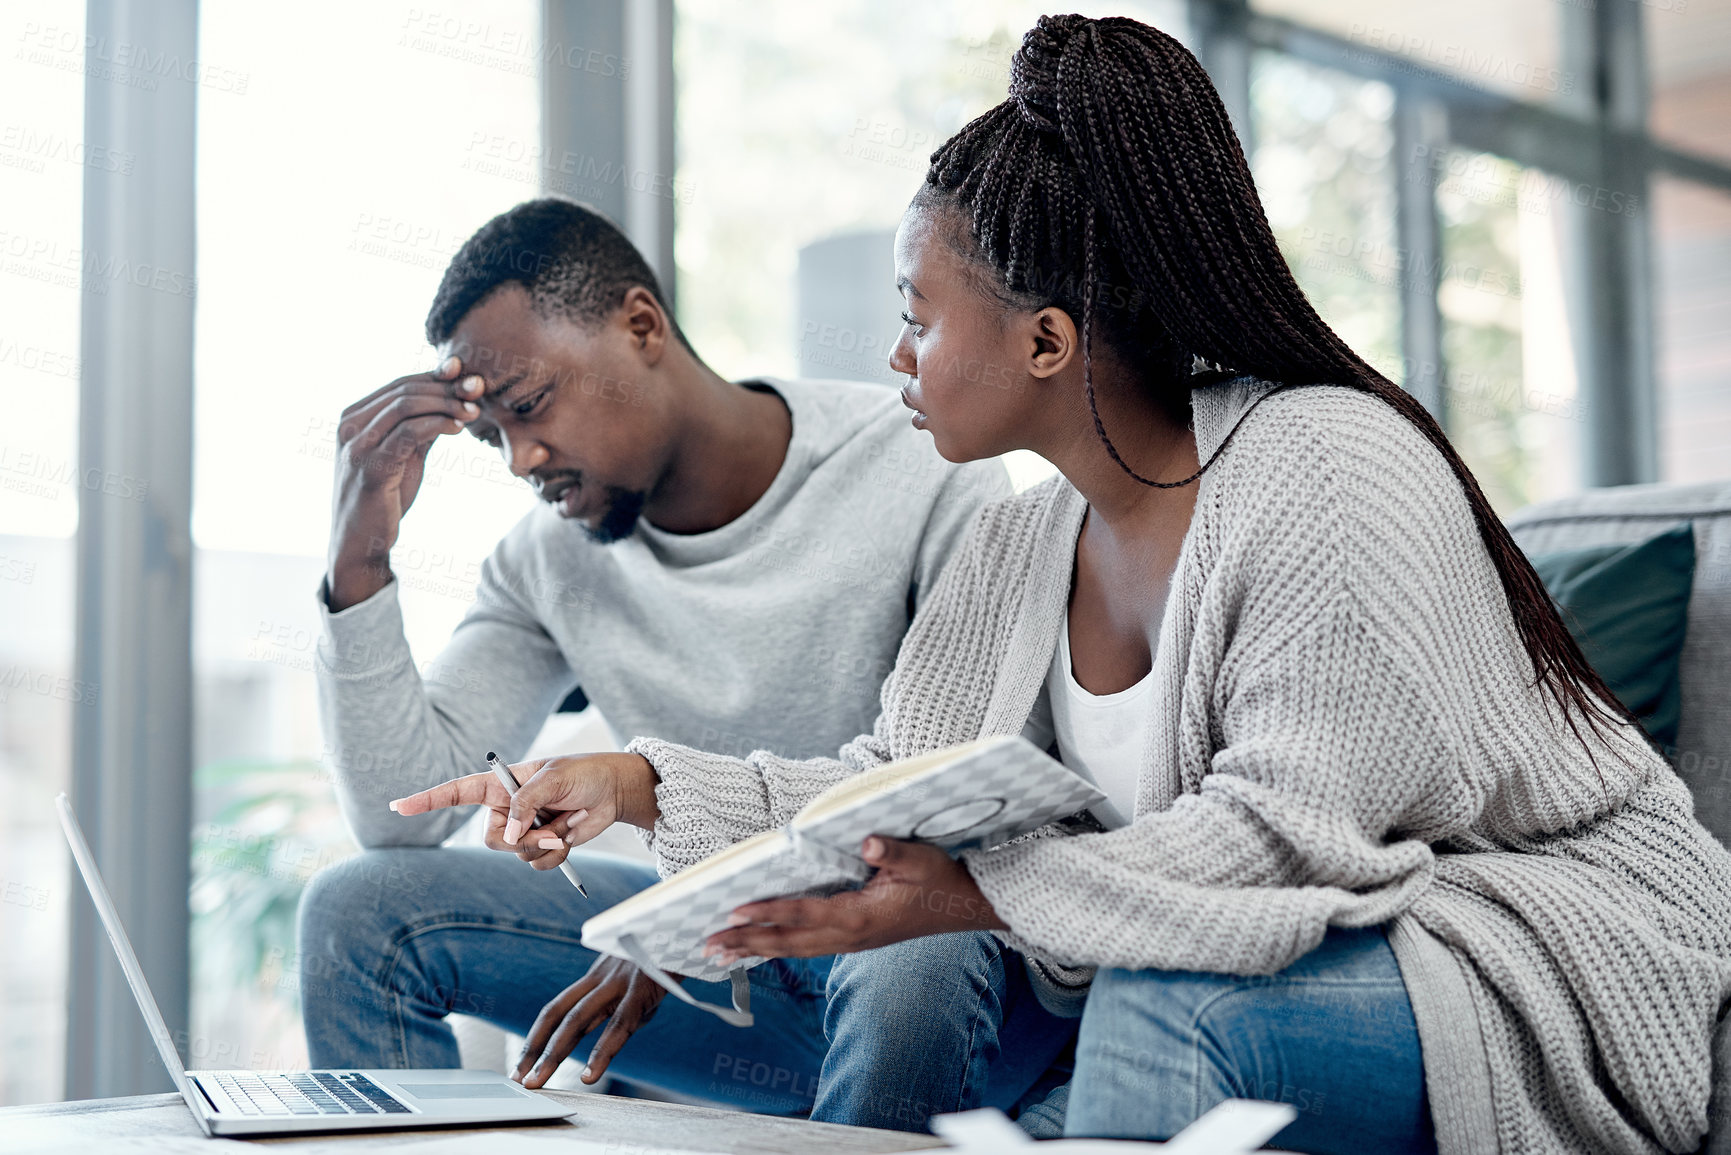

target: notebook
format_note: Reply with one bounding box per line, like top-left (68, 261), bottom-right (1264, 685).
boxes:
top-left (580, 734), bottom-right (1103, 1026)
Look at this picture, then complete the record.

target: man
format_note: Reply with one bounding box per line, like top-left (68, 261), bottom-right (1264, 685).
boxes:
top-left (298, 198), bottom-right (1067, 1131)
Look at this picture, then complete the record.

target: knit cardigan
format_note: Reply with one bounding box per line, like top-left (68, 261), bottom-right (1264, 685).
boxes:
top-left (628, 378), bottom-right (1731, 1155)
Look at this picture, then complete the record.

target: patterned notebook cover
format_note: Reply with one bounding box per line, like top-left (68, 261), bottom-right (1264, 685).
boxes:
top-left (581, 735), bottom-right (1104, 981)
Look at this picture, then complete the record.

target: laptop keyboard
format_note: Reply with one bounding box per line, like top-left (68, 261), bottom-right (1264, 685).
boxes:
top-left (207, 1071), bottom-right (413, 1116)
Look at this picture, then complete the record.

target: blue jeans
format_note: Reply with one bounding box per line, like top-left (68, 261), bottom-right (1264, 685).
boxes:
top-left (297, 848), bottom-right (1075, 1132)
top-left (1067, 926), bottom-right (1437, 1154)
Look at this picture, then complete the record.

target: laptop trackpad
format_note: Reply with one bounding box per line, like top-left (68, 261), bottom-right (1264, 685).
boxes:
top-left (398, 1083), bottom-right (525, 1099)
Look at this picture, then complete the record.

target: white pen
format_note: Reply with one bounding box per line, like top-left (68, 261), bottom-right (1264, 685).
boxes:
top-left (487, 751), bottom-right (589, 898)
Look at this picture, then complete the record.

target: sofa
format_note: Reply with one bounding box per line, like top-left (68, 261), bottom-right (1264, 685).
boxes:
top-left (1507, 479), bottom-right (1731, 845)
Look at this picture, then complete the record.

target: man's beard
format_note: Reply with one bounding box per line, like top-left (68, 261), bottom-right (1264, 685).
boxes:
top-left (583, 485), bottom-right (649, 545)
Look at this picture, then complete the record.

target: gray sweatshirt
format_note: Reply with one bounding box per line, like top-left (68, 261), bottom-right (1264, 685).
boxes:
top-left (630, 379), bottom-right (1731, 1155)
top-left (314, 376), bottom-right (1011, 848)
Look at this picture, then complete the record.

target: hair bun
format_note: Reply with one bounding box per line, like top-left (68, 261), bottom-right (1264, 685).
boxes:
top-left (1009, 14), bottom-right (1093, 134)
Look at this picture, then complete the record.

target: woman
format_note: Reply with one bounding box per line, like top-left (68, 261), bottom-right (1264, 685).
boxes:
top-left (397, 15), bottom-right (1731, 1153)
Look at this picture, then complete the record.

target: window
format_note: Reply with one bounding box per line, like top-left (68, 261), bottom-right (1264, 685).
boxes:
top-left (190, 0), bottom-right (539, 1075)
top-left (0, 0), bottom-right (86, 1108)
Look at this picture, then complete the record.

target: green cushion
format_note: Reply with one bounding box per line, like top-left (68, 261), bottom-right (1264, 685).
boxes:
top-left (1527, 523), bottom-right (1695, 748)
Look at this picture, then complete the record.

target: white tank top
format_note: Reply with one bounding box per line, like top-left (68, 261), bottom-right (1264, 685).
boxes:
top-left (1041, 605), bottom-right (1155, 830)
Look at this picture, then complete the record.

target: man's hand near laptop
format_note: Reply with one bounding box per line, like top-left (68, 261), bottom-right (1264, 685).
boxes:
top-left (513, 956), bottom-right (672, 1089)
top-left (391, 753), bottom-right (669, 1088)
top-left (326, 355), bottom-right (481, 613)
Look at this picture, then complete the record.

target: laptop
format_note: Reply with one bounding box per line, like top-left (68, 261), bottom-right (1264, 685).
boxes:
top-left (56, 793), bottom-right (574, 1136)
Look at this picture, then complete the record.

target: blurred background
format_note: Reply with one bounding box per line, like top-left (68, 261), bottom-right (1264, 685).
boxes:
top-left (1, 0), bottom-right (1726, 1106)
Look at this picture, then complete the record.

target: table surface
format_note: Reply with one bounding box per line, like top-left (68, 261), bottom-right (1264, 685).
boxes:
top-left (2, 1089), bottom-right (948, 1153)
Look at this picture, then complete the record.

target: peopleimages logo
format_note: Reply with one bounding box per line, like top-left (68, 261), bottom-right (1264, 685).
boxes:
top-left (0, 444), bottom-right (151, 502)
top-left (398, 8), bottom-right (629, 79)
top-left (15, 22), bottom-right (251, 94)
top-left (1346, 23), bottom-right (1574, 96)
top-left (0, 125), bottom-right (134, 174)
top-left (0, 336), bottom-right (80, 380)
top-left (1411, 145), bottom-right (1641, 219)
top-left (1295, 226), bottom-right (1525, 299)
top-left (461, 131), bottom-right (695, 205)
top-left (0, 665), bottom-right (99, 707)
top-left (0, 229), bottom-right (198, 299)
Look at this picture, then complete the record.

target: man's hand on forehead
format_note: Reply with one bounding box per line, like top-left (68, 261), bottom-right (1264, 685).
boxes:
top-left (324, 352), bottom-right (495, 610)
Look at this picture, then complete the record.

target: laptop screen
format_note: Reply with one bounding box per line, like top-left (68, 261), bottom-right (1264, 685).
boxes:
top-left (55, 793), bottom-right (209, 1132)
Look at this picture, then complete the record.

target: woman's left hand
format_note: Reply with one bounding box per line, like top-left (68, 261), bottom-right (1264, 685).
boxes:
top-left (703, 836), bottom-right (1007, 965)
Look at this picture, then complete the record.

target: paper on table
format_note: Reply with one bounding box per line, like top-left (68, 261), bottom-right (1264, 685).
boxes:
top-left (1161, 1100), bottom-right (1301, 1154)
top-left (929, 1099), bottom-right (1299, 1153)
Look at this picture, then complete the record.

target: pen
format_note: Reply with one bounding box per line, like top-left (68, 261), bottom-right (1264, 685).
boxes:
top-left (487, 751), bottom-right (589, 898)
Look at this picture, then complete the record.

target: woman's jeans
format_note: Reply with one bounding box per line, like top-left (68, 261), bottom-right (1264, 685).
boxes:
top-left (297, 848), bottom-right (1076, 1133)
top-left (1067, 926), bottom-right (1438, 1155)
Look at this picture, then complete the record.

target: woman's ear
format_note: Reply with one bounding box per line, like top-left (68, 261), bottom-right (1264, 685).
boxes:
top-left (620, 286), bottom-right (669, 365)
top-left (1027, 306), bottom-right (1078, 380)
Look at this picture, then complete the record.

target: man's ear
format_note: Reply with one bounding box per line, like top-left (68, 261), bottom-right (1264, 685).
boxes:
top-left (1026, 306), bottom-right (1078, 380)
top-left (619, 286), bottom-right (669, 366)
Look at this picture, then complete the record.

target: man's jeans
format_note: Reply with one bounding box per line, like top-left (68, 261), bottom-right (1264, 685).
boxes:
top-left (297, 848), bottom-right (1075, 1132)
top-left (1065, 926), bottom-right (1437, 1154)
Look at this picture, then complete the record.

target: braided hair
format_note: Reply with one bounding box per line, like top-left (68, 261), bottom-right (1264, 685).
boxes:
top-left (921, 13), bottom-right (1647, 760)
